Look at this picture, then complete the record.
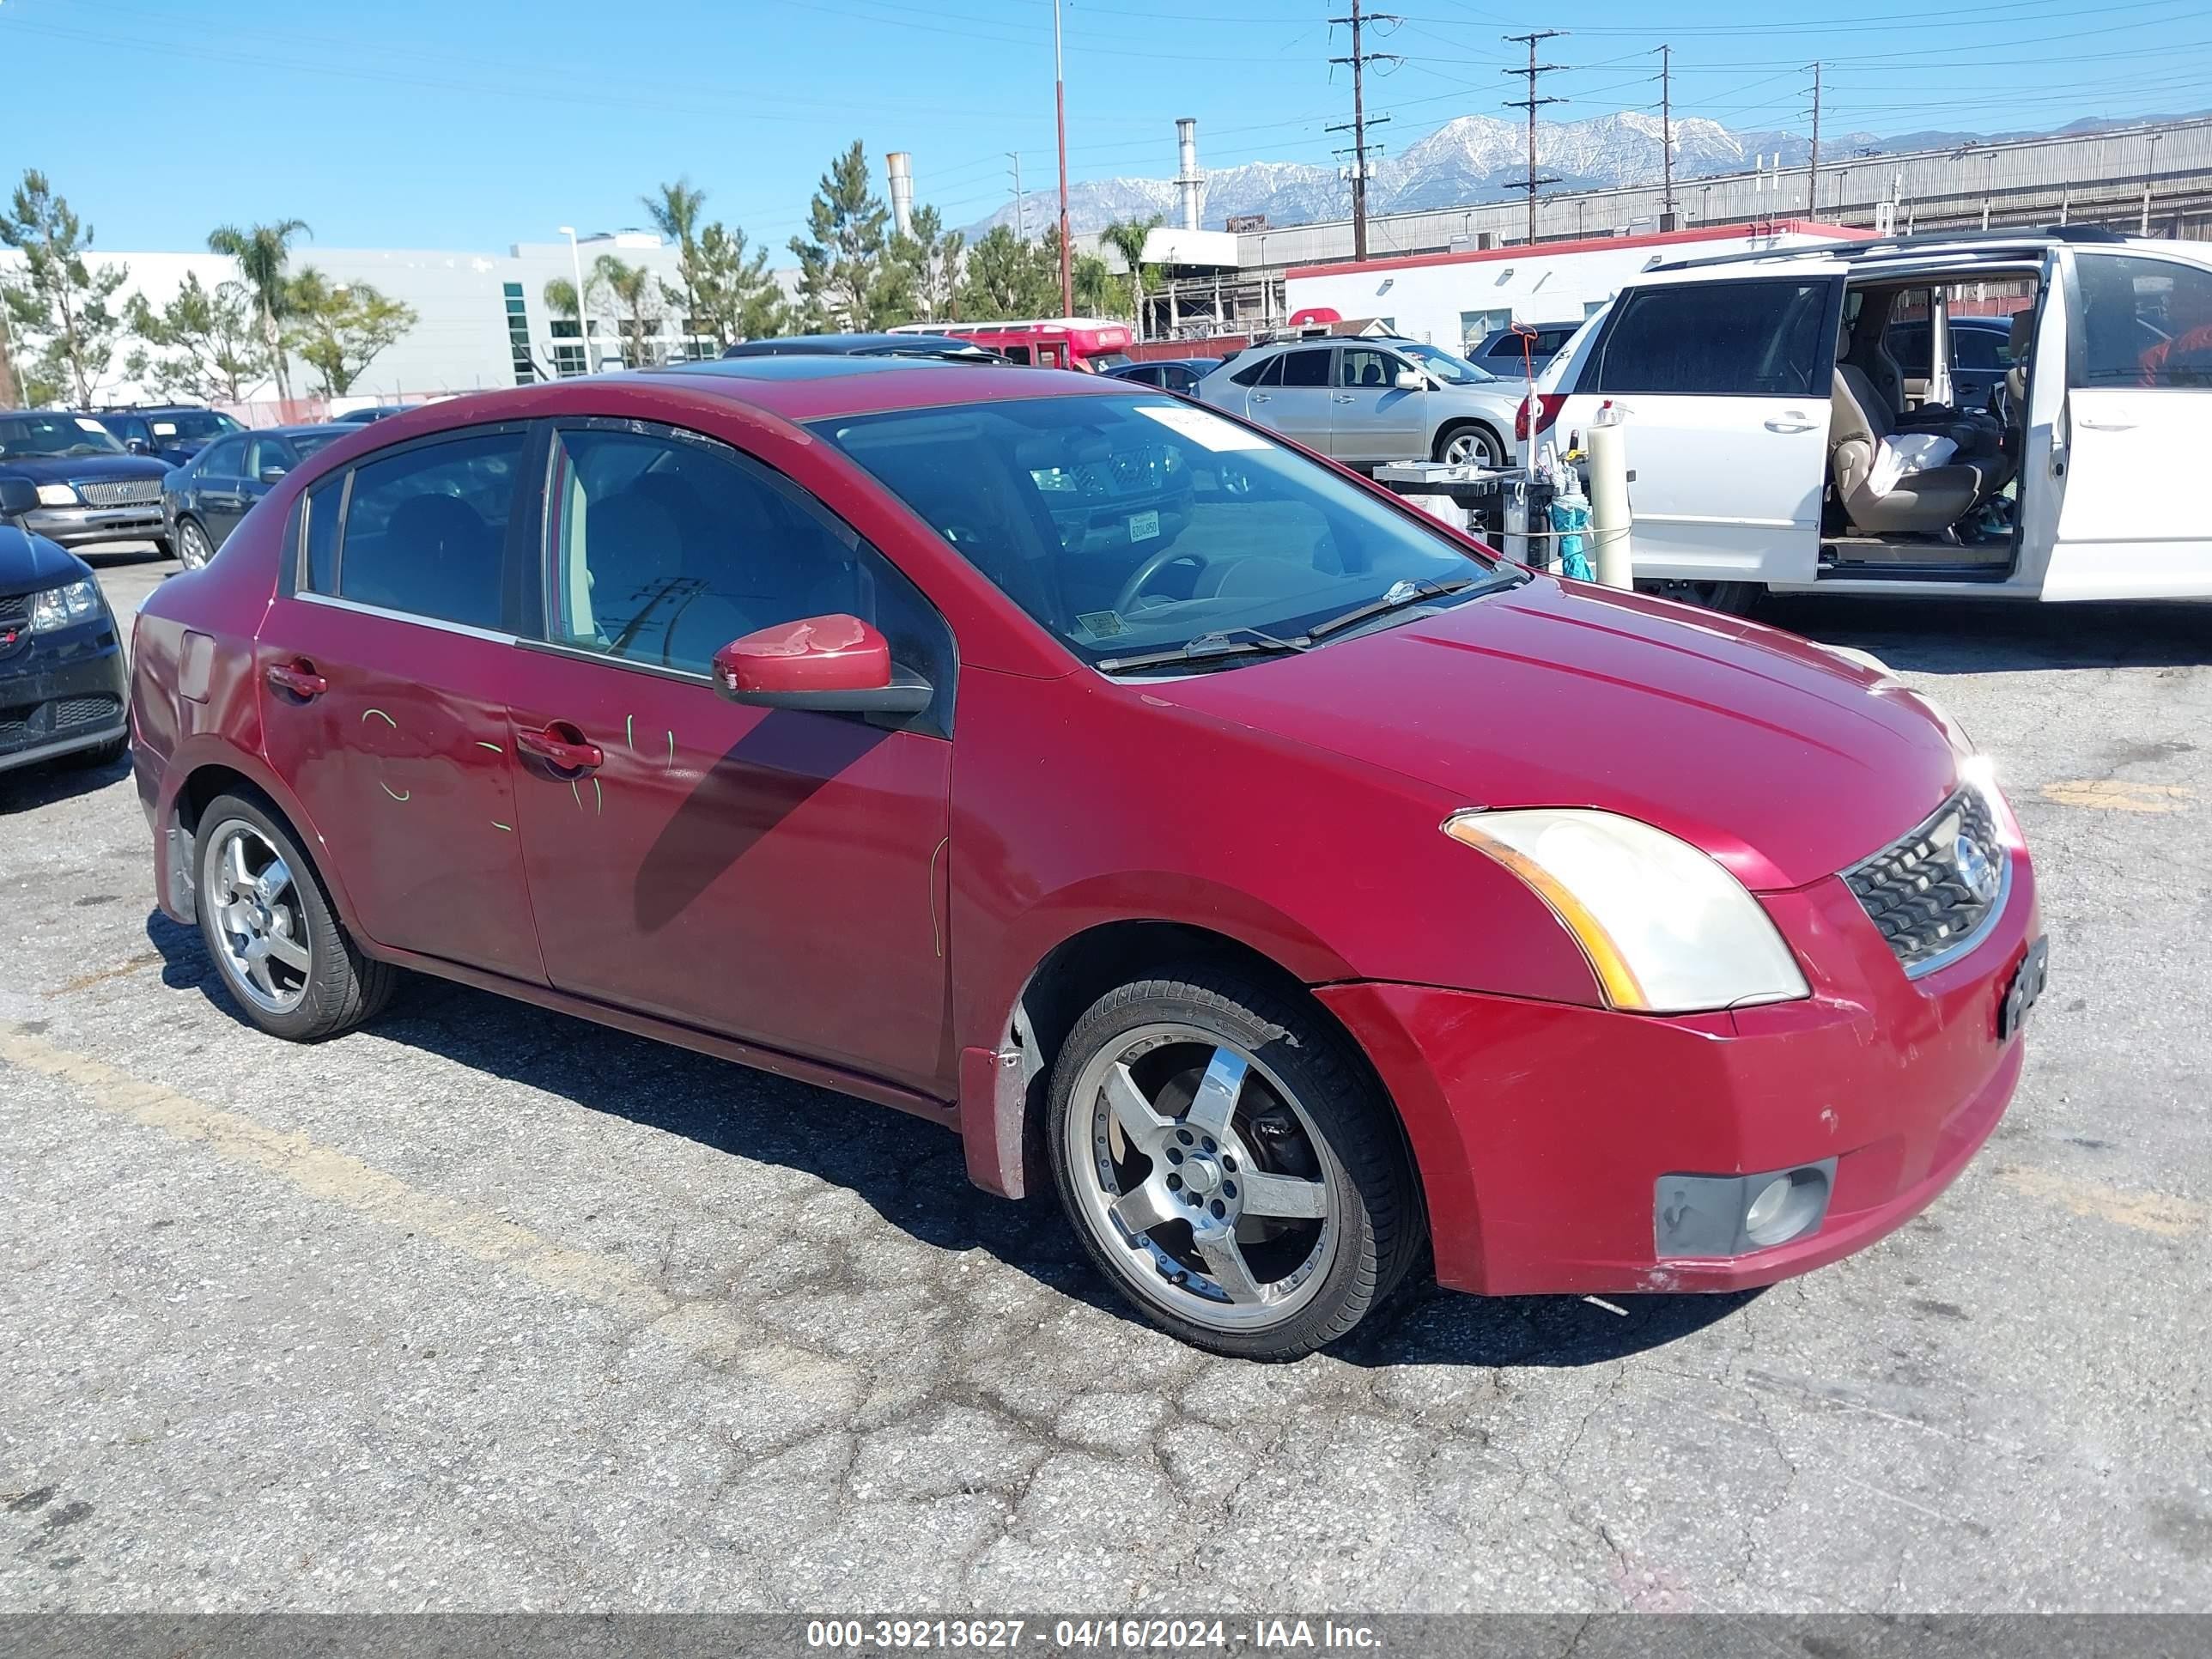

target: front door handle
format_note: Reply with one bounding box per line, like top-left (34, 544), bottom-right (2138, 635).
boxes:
top-left (1765, 414), bottom-right (1817, 433)
top-left (264, 659), bottom-right (327, 701)
top-left (516, 723), bottom-right (603, 774)
top-left (1331, 393), bottom-right (1357, 403)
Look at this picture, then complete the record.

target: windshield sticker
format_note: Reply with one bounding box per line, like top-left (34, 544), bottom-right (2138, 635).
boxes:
top-left (76, 417), bottom-right (106, 433)
top-left (1128, 509), bottom-right (1160, 543)
top-left (1133, 403), bottom-right (1270, 453)
top-left (1076, 610), bottom-right (1127, 638)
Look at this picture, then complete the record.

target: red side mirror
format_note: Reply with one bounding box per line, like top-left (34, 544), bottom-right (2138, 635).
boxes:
top-left (711, 614), bottom-right (933, 715)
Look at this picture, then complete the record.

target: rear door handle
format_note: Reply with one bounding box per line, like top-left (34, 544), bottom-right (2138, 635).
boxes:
top-left (1765, 413), bottom-right (1816, 433)
top-left (1250, 393), bottom-right (1272, 404)
top-left (516, 723), bottom-right (603, 774)
top-left (264, 659), bottom-right (326, 701)
top-left (1331, 393), bottom-right (1356, 404)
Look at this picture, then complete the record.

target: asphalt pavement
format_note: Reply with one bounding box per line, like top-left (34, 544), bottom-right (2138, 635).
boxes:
top-left (2, 553), bottom-right (2208, 1612)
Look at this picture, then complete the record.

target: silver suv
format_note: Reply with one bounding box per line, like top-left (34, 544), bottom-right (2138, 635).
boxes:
top-left (1196, 337), bottom-right (1527, 470)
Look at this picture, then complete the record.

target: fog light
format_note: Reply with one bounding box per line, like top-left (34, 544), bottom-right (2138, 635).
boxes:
top-left (1655, 1158), bottom-right (1836, 1260)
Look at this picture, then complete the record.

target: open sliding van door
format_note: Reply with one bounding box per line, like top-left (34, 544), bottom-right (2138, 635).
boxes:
top-left (2029, 246), bottom-right (2212, 600)
top-left (1563, 273), bottom-right (1841, 590)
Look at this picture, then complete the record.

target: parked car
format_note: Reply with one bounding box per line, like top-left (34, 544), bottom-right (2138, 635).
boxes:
top-left (162, 424), bottom-right (352, 569)
top-left (1197, 337), bottom-right (1525, 469)
top-left (88, 405), bottom-right (245, 467)
top-left (1883, 313), bottom-right (2021, 413)
top-left (0, 411), bottom-right (173, 557)
top-left (0, 480), bottom-right (130, 775)
top-left (1467, 321), bottom-right (1581, 375)
top-left (1105, 357), bottom-right (1221, 395)
top-left (1528, 227), bottom-right (2212, 610)
top-left (128, 360), bottom-right (2043, 1358)
top-left (718, 333), bottom-right (1006, 365)
top-left (331, 405), bottom-right (419, 425)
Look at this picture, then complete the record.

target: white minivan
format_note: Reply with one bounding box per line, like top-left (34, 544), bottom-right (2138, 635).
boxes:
top-left (1527, 228), bottom-right (2212, 611)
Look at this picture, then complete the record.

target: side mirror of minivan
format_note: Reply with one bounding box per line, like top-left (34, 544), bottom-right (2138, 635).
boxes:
top-left (1395, 368), bottom-right (1427, 392)
top-left (711, 614), bottom-right (933, 714)
top-left (0, 477), bottom-right (37, 520)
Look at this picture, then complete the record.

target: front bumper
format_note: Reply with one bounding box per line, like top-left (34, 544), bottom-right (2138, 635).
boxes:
top-left (1320, 849), bottom-right (2040, 1297)
top-left (0, 615), bottom-right (130, 774)
top-left (23, 502), bottom-right (168, 549)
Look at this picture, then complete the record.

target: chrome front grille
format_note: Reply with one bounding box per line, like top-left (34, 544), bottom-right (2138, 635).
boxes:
top-left (78, 478), bottom-right (162, 507)
top-left (1844, 785), bottom-right (2008, 975)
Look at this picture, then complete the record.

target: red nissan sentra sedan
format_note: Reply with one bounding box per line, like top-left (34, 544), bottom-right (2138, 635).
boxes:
top-left (127, 359), bottom-right (2045, 1359)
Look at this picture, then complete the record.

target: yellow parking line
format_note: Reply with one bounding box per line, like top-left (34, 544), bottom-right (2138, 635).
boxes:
top-left (0, 1027), bottom-right (862, 1395)
top-left (2040, 780), bottom-right (2193, 813)
top-left (1997, 1165), bottom-right (2207, 1238)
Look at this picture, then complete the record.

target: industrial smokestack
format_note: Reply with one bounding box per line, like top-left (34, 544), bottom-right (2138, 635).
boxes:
top-left (1175, 118), bottom-right (1202, 233)
top-left (887, 151), bottom-right (915, 238)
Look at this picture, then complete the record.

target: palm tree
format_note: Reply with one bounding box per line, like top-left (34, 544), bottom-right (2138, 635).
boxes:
top-left (207, 218), bottom-right (310, 402)
top-left (1097, 216), bottom-right (1161, 339)
top-left (592, 254), bottom-right (665, 367)
top-left (642, 178), bottom-right (708, 356)
top-left (542, 275), bottom-right (599, 369)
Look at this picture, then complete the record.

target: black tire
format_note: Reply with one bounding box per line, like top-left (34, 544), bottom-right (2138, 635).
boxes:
top-left (1047, 964), bottom-right (1424, 1360)
top-left (1433, 422), bottom-right (1505, 468)
top-left (1634, 577), bottom-right (1765, 617)
top-left (193, 789), bottom-right (397, 1042)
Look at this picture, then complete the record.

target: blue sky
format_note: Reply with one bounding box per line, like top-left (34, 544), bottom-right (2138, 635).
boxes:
top-left (7, 0), bottom-right (2209, 256)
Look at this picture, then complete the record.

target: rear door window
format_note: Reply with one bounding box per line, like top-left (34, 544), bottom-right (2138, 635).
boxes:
top-left (336, 429), bottom-right (526, 629)
top-left (1590, 278), bottom-right (1836, 397)
top-left (1279, 348), bottom-right (1333, 388)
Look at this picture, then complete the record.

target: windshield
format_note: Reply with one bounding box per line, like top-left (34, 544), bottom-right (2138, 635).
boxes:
top-left (1398, 342), bottom-right (1496, 385)
top-left (0, 413), bottom-right (128, 459)
top-left (148, 410), bottom-right (240, 441)
top-left (816, 394), bottom-right (1511, 671)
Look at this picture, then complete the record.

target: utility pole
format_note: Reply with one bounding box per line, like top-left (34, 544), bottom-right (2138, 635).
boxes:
top-left (1008, 152), bottom-right (1026, 241)
top-left (1806, 61), bottom-right (1823, 216)
top-left (1504, 31), bottom-right (1566, 245)
top-left (1054, 0), bottom-right (1073, 316)
top-left (1657, 44), bottom-right (1674, 225)
top-left (1328, 0), bottom-right (1400, 262)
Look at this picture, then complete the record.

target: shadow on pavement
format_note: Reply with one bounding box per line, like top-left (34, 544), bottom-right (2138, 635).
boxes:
top-left (144, 908), bottom-right (1754, 1370)
top-left (1760, 594), bottom-right (2212, 676)
top-left (0, 747), bottom-right (131, 814)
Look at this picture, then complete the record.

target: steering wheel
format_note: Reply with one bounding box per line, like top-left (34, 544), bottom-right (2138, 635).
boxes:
top-left (1115, 546), bottom-right (1212, 613)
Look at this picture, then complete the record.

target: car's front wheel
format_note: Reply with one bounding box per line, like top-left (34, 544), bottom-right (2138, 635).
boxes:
top-left (195, 791), bottom-right (397, 1041)
top-left (174, 518), bottom-right (215, 571)
top-left (1434, 422), bottom-right (1504, 468)
top-left (1048, 967), bottom-right (1423, 1359)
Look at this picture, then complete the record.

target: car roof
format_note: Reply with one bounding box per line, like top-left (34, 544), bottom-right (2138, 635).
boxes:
top-left (718, 332), bottom-right (1000, 358)
top-left (1641, 226), bottom-right (2212, 287)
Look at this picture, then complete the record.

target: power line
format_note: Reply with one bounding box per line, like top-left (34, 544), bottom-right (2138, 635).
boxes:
top-left (1328, 1), bottom-right (1401, 262)
top-left (1502, 30), bottom-right (1566, 245)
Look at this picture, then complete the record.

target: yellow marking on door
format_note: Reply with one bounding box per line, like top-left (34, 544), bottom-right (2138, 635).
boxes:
top-left (927, 836), bottom-right (949, 958)
top-left (475, 741), bottom-right (503, 755)
top-left (1998, 1165), bottom-right (2207, 1237)
top-left (0, 1028), bottom-right (864, 1401)
top-left (592, 777), bottom-right (603, 815)
top-left (490, 821), bottom-right (513, 833)
top-left (570, 779), bottom-right (582, 811)
top-left (665, 731), bottom-right (675, 767)
top-left (379, 781), bottom-right (410, 802)
top-left (2040, 779), bottom-right (2193, 813)
top-left (362, 708), bottom-right (398, 728)
top-left (626, 714), bottom-right (635, 750)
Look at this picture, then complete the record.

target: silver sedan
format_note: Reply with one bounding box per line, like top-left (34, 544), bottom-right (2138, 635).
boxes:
top-left (1196, 337), bottom-right (1528, 470)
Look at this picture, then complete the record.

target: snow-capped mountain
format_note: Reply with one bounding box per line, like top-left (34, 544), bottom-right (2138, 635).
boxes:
top-left (959, 106), bottom-right (2089, 239)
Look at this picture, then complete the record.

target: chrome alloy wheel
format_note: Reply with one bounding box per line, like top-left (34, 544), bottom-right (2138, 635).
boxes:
top-left (177, 519), bottom-right (215, 570)
top-left (203, 823), bottom-right (312, 1014)
top-left (1065, 1023), bottom-right (1340, 1331)
top-left (1441, 428), bottom-right (1503, 467)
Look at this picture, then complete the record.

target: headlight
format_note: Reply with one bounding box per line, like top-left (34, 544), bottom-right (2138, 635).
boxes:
top-left (28, 579), bottom-right (103, 632)
top-left (1443, 808), bottom-right (1811, 1013)
top-left (35, 483), bottom-right (79, 507)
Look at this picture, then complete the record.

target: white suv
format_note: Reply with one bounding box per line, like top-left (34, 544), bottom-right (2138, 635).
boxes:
top-left (1528, 228), bottom-right (2212, 611)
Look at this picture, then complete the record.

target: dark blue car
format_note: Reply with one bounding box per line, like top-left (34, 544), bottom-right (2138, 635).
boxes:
top-left (1104, 357), bottom-right (1221, 395)
top-left (0, 478), bottom-right (131, 776)
top-left (88, 405), bottom-right (246, 468)
top-left (161, 423), bottom-right (352, 568)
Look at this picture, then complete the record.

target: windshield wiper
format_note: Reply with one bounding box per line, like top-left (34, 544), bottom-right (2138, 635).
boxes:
top-left (1305, 575), bottom-right (1497, 642)
top-left (1096, 626), bottom-right (1311, 675)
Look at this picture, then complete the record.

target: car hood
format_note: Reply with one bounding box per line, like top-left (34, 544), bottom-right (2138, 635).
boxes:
top-left (0, 453), bottom-right (172, 485)
top-left (1148, 575), bottom-right (1962, 892)
top-left (0, 524), bottom-right (92, 599)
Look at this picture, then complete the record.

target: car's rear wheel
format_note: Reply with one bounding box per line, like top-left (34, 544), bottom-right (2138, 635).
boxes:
top-left (1635, 577), bottom-right (1765, 617)
top-left (1048, 967), bottom-right (1422, 1359)
top-left (195, 791), bottom-right (396, 1042)
top-left (174, 518), bottom-right (215, 571)
top-left (1434, 422), bottom-right (1504, 468)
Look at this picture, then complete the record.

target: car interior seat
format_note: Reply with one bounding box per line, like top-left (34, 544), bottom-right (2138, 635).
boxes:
top-left (1828, 362), bottom-right (1990, 538)
top-left (2004, 309), bottom-right (2034, 409)
top-left (368, 493), bottom-right (501, 627)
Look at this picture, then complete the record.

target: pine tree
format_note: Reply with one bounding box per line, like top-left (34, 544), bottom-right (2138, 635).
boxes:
top-left (0, 170), bottom-right (129, 405)
top-left (788, 141), bottom-right (891, 331)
